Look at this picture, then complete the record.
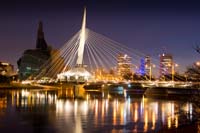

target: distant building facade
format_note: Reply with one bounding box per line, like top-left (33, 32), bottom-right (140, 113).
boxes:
top-left (0, 62), bottom-right (16, 83)
top-left (138, 58), bottom-right (145, 76)
top-left (117, 54), bottom-right (132, 77)
top-left (17, 21), bottom-right (51, 80)
top-left (160, 53), bottom-right (173, 76)
top-left (145, 55), bottom-right (151, 76)
top-left (0, 62), bottom-right (14, 76)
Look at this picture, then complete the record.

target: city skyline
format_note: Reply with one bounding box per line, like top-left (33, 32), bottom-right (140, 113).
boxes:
top-left (0, 2), bottom-right (200, 132)
top-left (0, 0), bottom-right (200, 73)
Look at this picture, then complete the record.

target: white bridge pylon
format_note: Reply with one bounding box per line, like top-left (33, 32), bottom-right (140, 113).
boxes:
top-left (57, 7), bottom-right (91, 83)
top-left (77, 7), bottom-right (86, 65)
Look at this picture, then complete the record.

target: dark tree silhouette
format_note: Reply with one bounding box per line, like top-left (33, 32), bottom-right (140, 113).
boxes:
top-left (194, 45), bottom-right (200, 54)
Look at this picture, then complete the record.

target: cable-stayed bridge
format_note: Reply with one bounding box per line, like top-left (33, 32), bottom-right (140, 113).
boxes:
top-left (26, 7), bottom-right (190, 87)
top-left (31, 8), bottom-right (147, 81)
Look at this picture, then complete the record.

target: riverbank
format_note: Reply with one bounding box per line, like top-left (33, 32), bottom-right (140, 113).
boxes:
top-left (0, 83), bottom-right (55, 89)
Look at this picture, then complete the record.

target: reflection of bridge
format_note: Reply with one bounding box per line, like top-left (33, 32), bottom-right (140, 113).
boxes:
top-left (3, 88), bottom-right (195, 132)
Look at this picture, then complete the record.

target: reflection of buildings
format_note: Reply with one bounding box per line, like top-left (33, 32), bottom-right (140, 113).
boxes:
top-left (13, 90), bottom-right (57, 109)
top-left (0, 97), bottom-right (7, 110)
top-left (117, 54), bottom-right (132, 77)
top-left (160, 53), bottom-right (173, 76)
top-left (3, 89), bottom-right (195, 132)
top-left (145, 55), bottom-right (151, 76)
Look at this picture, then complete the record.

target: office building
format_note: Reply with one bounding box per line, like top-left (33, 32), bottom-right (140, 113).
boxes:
top-left (117, 54), bottom-right (132, 77)
top-left (160, 53), bottom-right (173, 76)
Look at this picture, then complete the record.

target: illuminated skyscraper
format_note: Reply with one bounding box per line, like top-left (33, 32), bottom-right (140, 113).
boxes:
top-left (160, 53), bottom-right (173, 76)
top-left (145, 55), bottom-right (151, 76)
top-left (138, 58), bottom-right (145, 76)
top-left (117, 54), bottom-right (132, 77)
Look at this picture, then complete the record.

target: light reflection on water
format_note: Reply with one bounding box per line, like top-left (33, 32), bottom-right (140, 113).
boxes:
top-left (0, 87), bottom-right (197, 133)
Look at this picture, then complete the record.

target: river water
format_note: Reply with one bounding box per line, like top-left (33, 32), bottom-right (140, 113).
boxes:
top-left (0, 87), bottom-right (198, 133)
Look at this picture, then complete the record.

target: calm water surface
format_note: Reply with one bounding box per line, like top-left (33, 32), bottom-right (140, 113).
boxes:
top-left (0, 87), bottom-right (198, 133)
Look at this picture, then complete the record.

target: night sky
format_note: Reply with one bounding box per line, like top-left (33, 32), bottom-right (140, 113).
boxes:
top-left (1, 0), bottom-right (200, 73)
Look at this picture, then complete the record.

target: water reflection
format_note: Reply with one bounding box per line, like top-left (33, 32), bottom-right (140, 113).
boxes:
top-left (0, 88), bottom-right (197, 132)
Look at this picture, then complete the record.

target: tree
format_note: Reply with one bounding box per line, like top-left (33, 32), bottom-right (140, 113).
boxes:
top-left (185, 63), bottom-right (200, 81)
top-left (159, 73), bottom-right (186, 81)
top-left (123, 72), bottom-right (133, 80)
top-left (195, 45), bottom-right (200, 54)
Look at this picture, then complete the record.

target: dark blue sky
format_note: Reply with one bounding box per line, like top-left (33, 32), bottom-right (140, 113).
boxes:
top-left (0, 0), bottom-right (200, 73)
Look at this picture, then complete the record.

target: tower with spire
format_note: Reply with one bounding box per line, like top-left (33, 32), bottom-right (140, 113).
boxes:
top-left (36, 21), bottom-right (48, 50)
top-left (17, 21), bottom-right (52, 80)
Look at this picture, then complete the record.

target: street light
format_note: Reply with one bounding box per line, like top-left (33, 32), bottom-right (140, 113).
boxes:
top-left (196, 61), bottom-right (200, 66)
